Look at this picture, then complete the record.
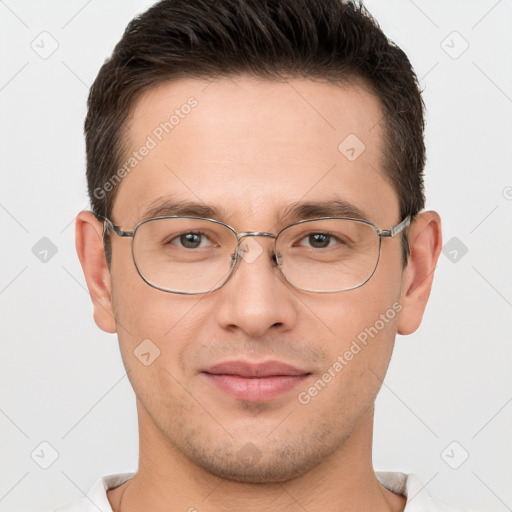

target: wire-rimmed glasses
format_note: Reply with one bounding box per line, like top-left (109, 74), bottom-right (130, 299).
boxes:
top-left (102, 215), bottom-right (410, 294)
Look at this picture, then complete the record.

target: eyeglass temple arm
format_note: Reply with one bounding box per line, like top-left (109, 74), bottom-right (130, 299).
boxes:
top-left (102, 218), bottom-right (134, 238)
top-left (378, 215), bottom-right (411, 238)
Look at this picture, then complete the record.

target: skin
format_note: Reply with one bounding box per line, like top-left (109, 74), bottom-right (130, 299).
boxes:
top-left (76, 76), bottom-right (442, 512)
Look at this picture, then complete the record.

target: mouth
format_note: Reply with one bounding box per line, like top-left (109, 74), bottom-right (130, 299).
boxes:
top-left (201, 360), bottom-right (311, 402)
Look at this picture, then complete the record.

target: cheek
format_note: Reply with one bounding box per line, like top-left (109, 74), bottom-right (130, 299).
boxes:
top-left (301, 257), bottom-right (402, 352)
top-left (110, 274), bottom-right (210, 421)
top-left (294, 249), bottom-right (403, 404)
top-left (109, 246), bottom-right (205, 376)
top-left (294, 293), bottom-right (401, 425)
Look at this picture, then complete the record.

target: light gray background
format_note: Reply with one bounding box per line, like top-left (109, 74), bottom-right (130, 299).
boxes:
top-left (1, 1), bottom-right (511, 511)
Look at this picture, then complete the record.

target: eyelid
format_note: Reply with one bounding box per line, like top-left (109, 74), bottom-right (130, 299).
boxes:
top-left (168, 228), bottom-right (223, 248)
top-left (292, 231), bottom-right (340, 247)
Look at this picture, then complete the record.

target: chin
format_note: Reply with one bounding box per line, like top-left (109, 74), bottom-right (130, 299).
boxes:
top-left (197, 457), bottom-right (317, 484)
top-left (180, 436), bottom-right (337, 484)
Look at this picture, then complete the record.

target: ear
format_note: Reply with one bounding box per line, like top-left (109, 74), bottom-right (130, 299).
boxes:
top-left (397, 211), bottom-right (442, 335)
top-left (75, 211), bottom-right (117, 334)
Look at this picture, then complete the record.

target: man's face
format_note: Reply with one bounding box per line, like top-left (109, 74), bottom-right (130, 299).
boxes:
top-left (107, 76), bottom-right (405, 482)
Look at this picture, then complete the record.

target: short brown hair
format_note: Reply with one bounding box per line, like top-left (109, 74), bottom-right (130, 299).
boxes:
top-left (85, 0), bottom-right (426, 263)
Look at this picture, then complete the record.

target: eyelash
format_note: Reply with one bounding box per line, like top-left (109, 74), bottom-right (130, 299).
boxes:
top-left (167, 231), bottom-right (347, 249)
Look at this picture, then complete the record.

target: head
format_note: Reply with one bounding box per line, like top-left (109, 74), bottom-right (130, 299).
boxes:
top-left (76, 0), bottom-right (441, 484)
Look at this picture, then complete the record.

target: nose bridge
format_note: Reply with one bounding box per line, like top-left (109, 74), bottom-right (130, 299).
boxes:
top-left (218, 230), bottom-right (296, 337)
top-left (234, 231), bottom-right (279, 266)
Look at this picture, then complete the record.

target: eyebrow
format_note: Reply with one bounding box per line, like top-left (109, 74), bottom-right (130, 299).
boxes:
top-left (277, 199), bottom-right (369, 223)
top-left (141, 198), bottom-right (228, 220)
top-left (139, 197), bottom-right (370, 225)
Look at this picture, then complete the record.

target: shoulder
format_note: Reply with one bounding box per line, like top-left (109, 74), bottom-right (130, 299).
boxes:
top-left (50, 473), bottom-right (135, 512)
top-left (376, 471), bottom-right (476, 512)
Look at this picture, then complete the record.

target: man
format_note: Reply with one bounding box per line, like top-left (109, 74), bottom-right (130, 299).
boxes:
top-left (56, 0), bottom-right (459, 510)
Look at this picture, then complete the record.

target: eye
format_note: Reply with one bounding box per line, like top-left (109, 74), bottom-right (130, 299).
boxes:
top-left (299, 232), bottom-right (340, 249)
top-left (171, 232), bottom-right (211, 249)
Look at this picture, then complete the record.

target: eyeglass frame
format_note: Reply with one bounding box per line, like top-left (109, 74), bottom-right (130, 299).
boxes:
top-left (101, 214), bottom-right (411, 295)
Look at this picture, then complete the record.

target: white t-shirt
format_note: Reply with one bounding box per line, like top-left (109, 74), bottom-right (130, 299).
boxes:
top-left (52, 471), bottom-right (468, 511)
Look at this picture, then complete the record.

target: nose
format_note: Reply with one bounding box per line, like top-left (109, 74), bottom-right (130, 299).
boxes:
top-left (215, 236), bottom-right (298, 338)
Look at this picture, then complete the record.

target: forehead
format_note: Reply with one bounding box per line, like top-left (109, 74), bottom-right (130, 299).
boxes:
top-left (113, 75), bottom-right (398, 227)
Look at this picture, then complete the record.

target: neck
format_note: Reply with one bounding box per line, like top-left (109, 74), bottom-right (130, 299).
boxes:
top-left (109, 404), bottom-right (405, 512)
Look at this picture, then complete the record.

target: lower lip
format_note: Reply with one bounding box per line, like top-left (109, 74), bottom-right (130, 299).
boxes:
top-left (202, 373), bottom-right (310, 402)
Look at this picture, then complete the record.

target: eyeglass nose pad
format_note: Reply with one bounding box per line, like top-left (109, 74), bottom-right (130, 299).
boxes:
top-left (230, 250), bottom-right (240, 264)
top-left (231, 244), bottom-right (247, 266)
top-left (272, 252), bottom-right (283, 267)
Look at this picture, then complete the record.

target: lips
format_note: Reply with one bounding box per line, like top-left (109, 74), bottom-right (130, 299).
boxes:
top-left (201, 360), bottom-right (311, 402)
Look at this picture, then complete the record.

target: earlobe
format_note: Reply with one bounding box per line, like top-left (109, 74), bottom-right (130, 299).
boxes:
top-left (397, 211), bottom-right (442, 335)
top-left (75, 211), bottom-right (117, 334)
